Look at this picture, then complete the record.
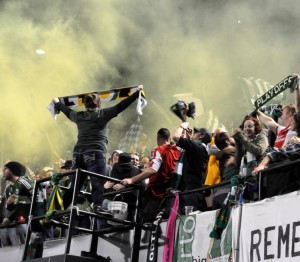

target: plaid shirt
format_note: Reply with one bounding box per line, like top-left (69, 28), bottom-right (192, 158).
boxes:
top-left (267, 142), bottom-right (300, 163)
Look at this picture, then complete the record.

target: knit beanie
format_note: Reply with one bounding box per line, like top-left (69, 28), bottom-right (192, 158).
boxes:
top-left (5, 161), bottom-right (26, 177)
top-left (118, 153), bottom-right (132, 165)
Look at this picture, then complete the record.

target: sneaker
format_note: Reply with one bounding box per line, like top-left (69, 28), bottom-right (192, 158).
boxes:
top-left (93, 205), bottom-right (113, 217)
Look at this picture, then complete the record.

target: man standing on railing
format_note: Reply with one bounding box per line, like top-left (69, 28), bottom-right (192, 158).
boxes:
top-left (173, 122), bottom-right (211, 214)
top-left (52, 88), bottom-right (142, 214)
top-left (0, 161), bottom-right (33, 246)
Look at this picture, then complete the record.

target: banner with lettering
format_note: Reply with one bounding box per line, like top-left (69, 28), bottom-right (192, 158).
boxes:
top-left (173, 210), bottom-right (217, 262)
top-left (233, 191), bottom-right (300, 262)
top-left (253, 75), bottom-right (296, 109)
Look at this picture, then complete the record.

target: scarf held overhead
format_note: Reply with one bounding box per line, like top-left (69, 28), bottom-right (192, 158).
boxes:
top-left (47, 85), bottom-right (147, 119)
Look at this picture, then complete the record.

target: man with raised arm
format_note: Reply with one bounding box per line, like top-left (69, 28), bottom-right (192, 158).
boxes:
top-left (256, 74), bottom-right (300, 148)
top-left (173, 121), bottom-right (211, 213)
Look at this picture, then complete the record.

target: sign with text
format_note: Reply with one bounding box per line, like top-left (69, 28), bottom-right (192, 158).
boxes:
top-left (173, 211), bottom-right (217, 262)
top-left (234, 192), bottom-right (300, 262)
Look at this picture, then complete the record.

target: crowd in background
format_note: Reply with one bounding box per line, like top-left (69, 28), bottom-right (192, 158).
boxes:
top-left (0, 76), bottom-right (300, 249)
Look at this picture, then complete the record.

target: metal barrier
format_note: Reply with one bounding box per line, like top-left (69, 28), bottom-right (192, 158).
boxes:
top-left (20, 158), bottom-right (300, 261)
top-left (258, 158), bottom-right (300, 200)
top-left (21, 168), bottom-right (144, 262)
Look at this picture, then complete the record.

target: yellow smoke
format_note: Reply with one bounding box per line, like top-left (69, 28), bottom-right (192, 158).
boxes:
top-left (0, 0), bottom-right (298, 171)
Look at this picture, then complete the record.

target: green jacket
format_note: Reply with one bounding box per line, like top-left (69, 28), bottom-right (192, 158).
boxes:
top-left (5, 176), bottom-right (33, 222)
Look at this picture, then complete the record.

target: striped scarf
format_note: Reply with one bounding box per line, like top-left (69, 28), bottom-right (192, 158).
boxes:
top-left (47, 85), bottom-right (147, 119)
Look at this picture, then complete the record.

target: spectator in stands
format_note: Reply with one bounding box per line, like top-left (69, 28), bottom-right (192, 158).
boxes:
top-left (121, 128), bottom-right (181, 222)
top-left (0, 161), bottom-right (33, 246)
top-left (231, 116), bottom-right (269, 176)
top-left (42, 166), bottom-right (55, 177)
top-left (204, 128), bottom-right (230, 210)
top-left (205, 128), bottom-right (225, 186)
top-left (106, 150), bottom-right (123, 177)
top-left (60, 160), bottom-right (73, 173)
top-left (34, 173), bottom-right (50, 217)
top-left (140, 156), bottom-right (150, 186)
top-left (173, 122), bottom-right (211, 214)
top-left (130, 153), bottom-right (140, 168)
top-left (52, 88), bottom-right (142, 216)
top-left (256, 74), bottom-right (300, 148)
top-left (33, 173), bottom-right (54, 241)
top-left (212, 132), bottom-right (239, 209)
top-left (257, 105), bottom-right (296, 148)
top-left (59, 160), bottom-right (73, 188)
top-left (253, 112), bottom-right (300, 175)
top-left (103, 152), bottom-right (142, 221)
top-left (140, 156), bottom-right (150, 170)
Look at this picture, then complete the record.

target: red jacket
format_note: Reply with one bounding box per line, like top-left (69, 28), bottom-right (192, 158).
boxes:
top-left (147, 144), bottom-right (181, 199)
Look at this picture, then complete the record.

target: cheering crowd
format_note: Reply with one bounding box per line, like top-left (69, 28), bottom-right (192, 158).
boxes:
top-left (1, 76), bottom-right (300, 248)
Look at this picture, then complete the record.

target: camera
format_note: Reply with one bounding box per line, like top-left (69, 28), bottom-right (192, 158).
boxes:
top-left (170, 100), bottom-right (196, 121)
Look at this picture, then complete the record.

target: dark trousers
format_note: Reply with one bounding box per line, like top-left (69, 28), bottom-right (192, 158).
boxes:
top-left (141, 190), bottom-right (174, 222)
top-left (63, 147), bottom-right (106, 208)
top-left (179, 191), bottom-right (206, 215)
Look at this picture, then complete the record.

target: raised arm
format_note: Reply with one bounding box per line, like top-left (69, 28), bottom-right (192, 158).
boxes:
top-left (115, 90), bottom-right (140, 113)
top-left (53, 97), bottom-right (74, 119)
top-left (173, 122), bottom-right (189, 143)
top-left (256, 110), bottom-right (279, 134)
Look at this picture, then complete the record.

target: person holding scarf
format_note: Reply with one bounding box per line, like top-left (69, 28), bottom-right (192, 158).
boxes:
top-left (52, 87), bottom-right (142, 214)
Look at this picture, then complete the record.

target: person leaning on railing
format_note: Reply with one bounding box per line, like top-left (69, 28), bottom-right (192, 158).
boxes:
top-left (103, 152), bottom-right (142, 222)
top-left (121, 128), bottom-right (181, 222)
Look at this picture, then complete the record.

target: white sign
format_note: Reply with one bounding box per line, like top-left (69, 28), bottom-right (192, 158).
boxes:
top-left (233, 191), bottom-right (300, 262)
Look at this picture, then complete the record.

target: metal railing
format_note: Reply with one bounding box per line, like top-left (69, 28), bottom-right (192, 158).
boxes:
top-left (22, 168), bottom-right (144, 262)
top-left (20, 157), bottom-right (300, 261)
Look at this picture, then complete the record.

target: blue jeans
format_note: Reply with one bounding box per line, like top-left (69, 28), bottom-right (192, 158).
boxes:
top-left (63, 146), bottom-right (106, 208)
